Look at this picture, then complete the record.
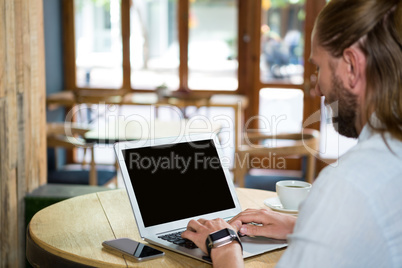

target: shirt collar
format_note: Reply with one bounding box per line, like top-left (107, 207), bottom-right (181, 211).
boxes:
top-left (358, 123), bottom-right (373, 142)
top-left (358, 113), bottom-right (381, 142)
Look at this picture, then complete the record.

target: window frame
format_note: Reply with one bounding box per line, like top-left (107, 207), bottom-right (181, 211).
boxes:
top-left (62, 0), bottom-right (245, 95)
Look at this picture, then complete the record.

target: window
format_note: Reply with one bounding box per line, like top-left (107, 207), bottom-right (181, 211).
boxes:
top-left (64, 0), bottom-right (325, 130)
top-left (75, 0), bottom-right (123, 89)
top-left (64, 0), bottom-right (334, 170)
top-left (188, 0), bottom-right (238, 91)
top-left (130, 0), bottom-right (179, 90)
top-left (260, 0), bottom-right (305, 84)
top-left (65, 0), bottom-right (324, 96)
top-left (68, 0), bottom-right (240, 92)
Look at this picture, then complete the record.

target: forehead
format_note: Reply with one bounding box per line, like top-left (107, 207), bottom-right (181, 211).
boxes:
top-left (309, 31), bottom-right (320, 64)
top-left (309, 30), bottom-right (329, 65)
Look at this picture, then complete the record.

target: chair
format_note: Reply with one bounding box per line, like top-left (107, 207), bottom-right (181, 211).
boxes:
top-left (234, 128), bottom-right (320, 190)
top-left (47, 123), bottom-right (116, 186)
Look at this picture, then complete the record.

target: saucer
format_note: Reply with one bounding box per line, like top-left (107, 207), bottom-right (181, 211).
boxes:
top-left (264, 197), bottom-right (298, 214)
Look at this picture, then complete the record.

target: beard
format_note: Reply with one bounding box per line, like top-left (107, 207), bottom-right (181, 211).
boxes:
top-left (325, 74), bottom-right (359, 138)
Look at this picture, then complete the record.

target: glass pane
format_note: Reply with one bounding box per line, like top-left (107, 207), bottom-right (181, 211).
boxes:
top-left (260, 0), bottom-right (305, 84)
top-left (188, 0), bottom-right (238, 91)
top-left (259, 88), bottom-right (303, 134)
top-left (130, 0), bottom-right (179, 90)
top-left (75, 0), bottom-right (123, 88)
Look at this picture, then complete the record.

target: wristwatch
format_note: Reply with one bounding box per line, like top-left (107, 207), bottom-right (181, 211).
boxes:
top-left (205, 228), bottom-right (243, 261)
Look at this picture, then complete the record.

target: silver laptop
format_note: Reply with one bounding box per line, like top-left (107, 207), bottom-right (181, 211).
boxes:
top-left (114, 133), bottom-right (287, 264)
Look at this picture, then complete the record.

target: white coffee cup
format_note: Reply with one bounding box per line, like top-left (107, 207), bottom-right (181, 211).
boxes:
top-left (276, 180), bottom-right (312, 210)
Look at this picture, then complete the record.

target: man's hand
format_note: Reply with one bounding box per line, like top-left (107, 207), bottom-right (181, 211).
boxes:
top-left (181, 218), bottom-right (242, 254)
top-left (229, 208), bottom-right (296, 240)
top-left (181, 218), bottom-right (244, 267)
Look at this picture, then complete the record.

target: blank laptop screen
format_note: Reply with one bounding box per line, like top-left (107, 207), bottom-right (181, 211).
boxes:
top-left (122, 139), bottom-right (235, 227)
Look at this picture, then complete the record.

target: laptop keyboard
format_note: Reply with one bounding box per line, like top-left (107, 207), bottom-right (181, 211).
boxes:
top-left (158, 231), bottom-right (198, 249)
top-left (158, 229), bottom-right (247, 250)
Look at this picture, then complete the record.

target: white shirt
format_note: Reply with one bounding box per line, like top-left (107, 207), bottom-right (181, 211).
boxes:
top-left (277, 124), bottom-right (402, 268)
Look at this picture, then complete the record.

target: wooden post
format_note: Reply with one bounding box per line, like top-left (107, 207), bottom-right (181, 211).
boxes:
top-left (178, 0), bottom-right (189, 91)
top-left (0, 0), bottom-right (47, 266)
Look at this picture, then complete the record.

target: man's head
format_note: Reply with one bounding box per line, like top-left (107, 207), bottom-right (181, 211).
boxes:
top-left (310, 0), bottom-right (402, 140)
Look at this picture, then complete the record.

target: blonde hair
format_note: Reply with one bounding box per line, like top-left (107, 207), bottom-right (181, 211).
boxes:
top-left (315, 0), bottom-right (402, 141)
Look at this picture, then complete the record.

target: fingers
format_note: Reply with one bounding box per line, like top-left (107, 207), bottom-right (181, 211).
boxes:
top-left (182, 219), bottom-right (207, 253)
top-left (230, 220), bottom-right (242, 232)
top-left (184, 209), bottom-right (294, 243)
top-left (181, 228), bottom-right (195, 241)
top-left (229, 208), bottom-right (272, 225)
top-left (228, 208), bottom-right (260, 223)
top-left (182, 218), bottom-right (232, 254)
top-left (238, 223), bottom-right (268, 237)
top-left (186, 218), bottom-right (205, 232)
top-left (228, 208), bottom-right (295, 239)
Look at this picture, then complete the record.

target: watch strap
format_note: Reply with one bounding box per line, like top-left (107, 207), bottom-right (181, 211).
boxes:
top-left (205, 228), bottom-right (243, 262)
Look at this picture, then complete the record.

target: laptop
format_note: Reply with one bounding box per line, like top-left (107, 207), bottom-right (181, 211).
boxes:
top-left (114, 133), bottom-right (287, 263)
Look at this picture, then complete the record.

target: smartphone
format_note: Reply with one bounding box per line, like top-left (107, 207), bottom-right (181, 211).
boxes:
top-left (102, 238), bottom-right (165, 261)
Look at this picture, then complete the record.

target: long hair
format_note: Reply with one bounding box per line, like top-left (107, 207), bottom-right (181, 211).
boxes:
top-left (315, 0), bottom-right (402, 141)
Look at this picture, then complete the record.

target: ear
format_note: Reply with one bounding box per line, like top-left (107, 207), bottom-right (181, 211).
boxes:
top-left (342, 46), bottom-right (364, 90)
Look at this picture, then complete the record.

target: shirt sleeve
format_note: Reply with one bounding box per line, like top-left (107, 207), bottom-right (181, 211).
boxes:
top-left (276, 167), bottom-right (392, 268)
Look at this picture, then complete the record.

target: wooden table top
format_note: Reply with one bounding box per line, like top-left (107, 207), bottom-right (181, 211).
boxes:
top-left (28, 188), bottom-right (285, 267)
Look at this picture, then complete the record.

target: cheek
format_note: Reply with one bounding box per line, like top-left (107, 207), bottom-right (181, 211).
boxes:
top-left (314, 81), bottom-right (323, 96)
top-left (316, 75), bottom-right (327, 96)
top-left (317, 71), bottom-right (332, 96)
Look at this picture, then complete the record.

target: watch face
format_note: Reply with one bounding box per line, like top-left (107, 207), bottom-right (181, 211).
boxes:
top-left (210, 228), bottom-right (232, 241)
top-left (207, 228), bottom-right (242, 253)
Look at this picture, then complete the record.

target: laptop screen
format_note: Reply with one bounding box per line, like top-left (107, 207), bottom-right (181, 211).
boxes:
top-left (122, 139), bottom-right (235, 227)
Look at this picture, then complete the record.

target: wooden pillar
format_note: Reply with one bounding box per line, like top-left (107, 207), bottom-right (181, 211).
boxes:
top-left (0, 0), bottom-right (47, 266)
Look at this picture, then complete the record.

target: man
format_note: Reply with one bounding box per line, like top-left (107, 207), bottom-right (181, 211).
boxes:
top-left (182, 0), bottom-right (402, 267)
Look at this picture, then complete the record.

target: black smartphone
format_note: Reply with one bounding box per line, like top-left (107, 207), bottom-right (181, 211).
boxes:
top-left (102, 238), bottom-right (165, 261)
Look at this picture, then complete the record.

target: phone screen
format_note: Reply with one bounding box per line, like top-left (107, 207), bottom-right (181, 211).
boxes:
top-left (103, 238), bottom-right (164, 260)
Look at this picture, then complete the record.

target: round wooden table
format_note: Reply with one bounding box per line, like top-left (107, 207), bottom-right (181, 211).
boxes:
top-left (27, 188), bottom-right (285, 267)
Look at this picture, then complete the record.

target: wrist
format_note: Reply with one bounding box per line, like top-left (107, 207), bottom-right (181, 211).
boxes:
top-left (210, 242), bottom-right (243, 266)
top-left (206, 228), bottom-right (243, 257)
top-left (210, 240), bottom-right (242, 259)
